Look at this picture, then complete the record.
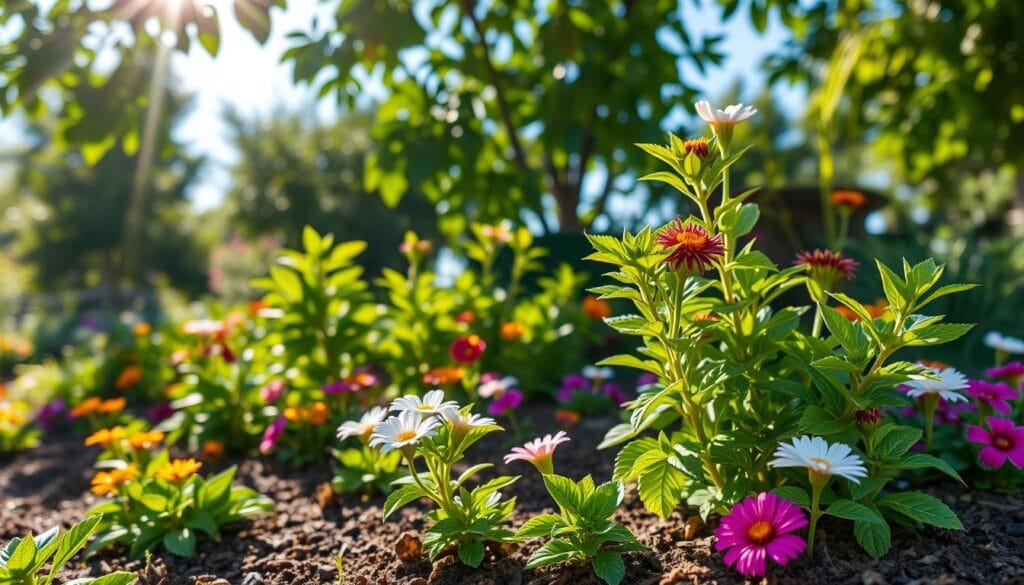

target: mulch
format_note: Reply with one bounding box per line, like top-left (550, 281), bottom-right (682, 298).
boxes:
top-left (2, 404), bottom-right (1023, 585)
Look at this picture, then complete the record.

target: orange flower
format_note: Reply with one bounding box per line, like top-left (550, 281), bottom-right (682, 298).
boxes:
top-left (554, 409), bottom-right (582, 427)
top-left (115, 366), bottom-right (142, 391)
top-left (90, 466), bottom-right (138, 496)
top-left (835, 300), bottom-right (888, 322)
top-left (423, 366), bottom-right (464, 386)
top-left (692, 312), bottom-right (720, 322)
top-left (481, 223), bottom-right (513, 243)
top-left (500, 322), bottom-right (525, 341)
top-left (133, 322), bottom-right (151, 337)
top-left (85, 426), bottom-right (126, 447)
top-left (834, 306), bottom-right (859, 321)
top-left (70, 397), bottom-right (103, 418)
top-left (249, 299), bottom-right (267, 315)
top-left (202, 440), bottom-right (225, 460)
top-left (283, 406), bottom-right (302, 423)
top-left (126, 430), bottom-right (165, 450)
top-left (454, 310), bottom-right (476, 324)
top-left (0, 382), bottom-right (7, 399)
top-left (98, 398), bottom-right (127, 415)
top-left (582, 295), bottom-right (612, 320)
top-left (830, 190), bottom-right (866, 209)
top-left (156, 458), bottom-right (202, 482)
top-left (308, 402), bottom-right (329, 425)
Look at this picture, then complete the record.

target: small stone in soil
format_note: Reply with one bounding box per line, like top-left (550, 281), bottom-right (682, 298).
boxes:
top-left (315, 482), bottom-right (336, 508)
top-left (395, 531), bottom-right (424, 562)
top-left (861, 568), bottom-right (886, 585)
top-left (683, 516), bottom-right (701, 540)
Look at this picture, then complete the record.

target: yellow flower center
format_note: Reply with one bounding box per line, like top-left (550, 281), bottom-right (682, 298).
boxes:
top-left (993, 435), bottom-right (1011, 450)
top-left (676, 230), bottom-right (707, 248)
top-left (396, 430), bottom-right (418, 442)
top-left (809, 457), bottom-right (833, 471)
top-left (416, 404), bottom-right (434, 411)
top-left (746, 520), bottom-right (774, 544)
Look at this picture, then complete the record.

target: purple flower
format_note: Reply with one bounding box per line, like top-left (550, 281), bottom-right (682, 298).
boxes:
top-left (602, 382), bottom-right (628, 406)
top-left (967, 417), bottom-right (1024, 469)
top-left (148, 402), bottom-right (175, 424)
top-left (35, 398), bottom-right (67, 431)
top-left (637, 372), bottom-right (659, 387)
top-left (259, 416), bottom-right (287, 454)
top-left (560, 373), bottom-right (589, 391)
top-left (260, 379), bottom-right (286, 404)
top-left (985, 362), bottom-right (1024, 385)
top-left (967, 379), bottom-right (1019, 414)
top-left (488, 389), bottom-right (523, 416)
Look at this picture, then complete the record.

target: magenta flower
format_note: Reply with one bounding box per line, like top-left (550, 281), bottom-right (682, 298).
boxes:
top-left (714, 492), bottom-right (808, 578)
top-left (966, 380), bottom-right (1019, 414)
top-left (602, 382), bottom-right (628, 406)
top-left (35, 398), bottom-right (67, 431)
top-left (561, 373), bottom-right (589, 391)
top-left (259, 416), bottom-right (287, 454)
top-left (637, 372), bottom-right (659, 387)
top-left (985, 361), bottom-right (1024, 385)
top-left (503, 431), bottom-right (571, 474)
top-left (488, 388), bottom-right (523, 416)
top-left (260, 379), bottom-right (286, 404)
top-left (966, 417), bottom-right (1024, 469)
top-left (148, 402), bottom-right (175, 424)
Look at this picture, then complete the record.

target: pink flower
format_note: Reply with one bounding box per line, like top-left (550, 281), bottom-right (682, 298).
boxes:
top-left (488, 388), bottom-right (523, 416)
top-left (966, 380), bottom-right (1019, 414)
top-left (637, 372), bottom-right (659, 387)
top-left (260, 380), bottom-right (286, 404)
top-left (503, 431), bottom-right (571, 474)
top-left (714, 492), bottom-right (807, 578)
top-left (985, 362), bottom-right (1024, 385)
top-left (966, 417), bottom-right (1024, 469)
top-left (450, 334), bottom-right (486, 363)
top-left (259, 416), bottom-right (287, 454)
top-left (602, 382), bottom-right (628, 406)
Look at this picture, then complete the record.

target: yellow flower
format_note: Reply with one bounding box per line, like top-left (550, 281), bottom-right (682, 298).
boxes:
top-left (85, 426), bottom-right (126, 448)
top-left (126, 430), bottom-right (165, 450)
top-left (90, 466), bottom-right (138, 496)
top-left (156, 458), bottom-right (203, 482)
top-left (499, 322), bottom-right (525, 341)
top-left (283, 406), bottom-right (302, 423)
top-left (0, 403), bottom-right (23, 425)
top-left (98, 398), bottom-right (127, 414)
top-left (115, 366), bottom-right (142, 391)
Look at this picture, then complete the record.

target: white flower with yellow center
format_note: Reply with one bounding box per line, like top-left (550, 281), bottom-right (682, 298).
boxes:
top-left (903, 367), bottom-right (969, 403)
top-left (390, 389), bottom-right (459, 416)
top-left (440, 408), bottom-right (496, 429)
top-left (337, 406), bottom-right (389, 441)
top-left (984, 332), bottom-right (1024, 355)
top-left (369, 411), bottom-right (440, 453)
top-left (695, 100), bottom-right (758, 128)
top-left (769, 436), bottom-right (867, 484)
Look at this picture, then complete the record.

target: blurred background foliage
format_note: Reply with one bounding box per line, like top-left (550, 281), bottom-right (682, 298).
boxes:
top-left (0, 0), bottom-right (1022, 368)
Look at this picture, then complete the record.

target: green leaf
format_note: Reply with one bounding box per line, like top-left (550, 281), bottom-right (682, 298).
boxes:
top-left (525, 539), bottom-right (579, 569)
top-left (5, 532), bottom-right (36, 573)
top-left (771, 486), bottom-right (810, 507)
top-left (78, 573), bottom-right (138, 585)
top-left (599, 423), bottom-right (639, 450)
top-left (542, 474), bottom-right (584, 517)
top-left (878, 492), bottom-right (963, 529)
top-left (613, 438), bottom-right (659, 482)
top-left (890, 453), bottom-right (964, 484)
top-left (903, 323), bottom-right (974, 346)
top-left (457, 540), bottom-right (484, 568)
top-left (918, 283), bottom-right (978, 308)
top-left (585, 482), bottom-right (624, 520)
top-left (854, 518), bottom-right (891, 559)
top-left (876, 261), bottom-right (909, 310)
top-left (46, 515), bottom-right (102, 582)
top-left (383, 484), bottom-right (424, 519)
top-left (636, 456), bottom-right (686, 519)
top-left (592, 551), bottom-right (626, 585)
top-left (826, 499), bottom-right (885, 524)
top-left (797, 405), bottom-right (846, 435)
top-left (515, 514), bottom-right (563, 539)
top-left (162, 529), bottom-right (196, 558)
top-left (874, 426), bottom-right (922, 459)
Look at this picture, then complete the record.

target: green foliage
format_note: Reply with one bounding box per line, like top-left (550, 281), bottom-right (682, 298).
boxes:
top-left (87, 457), bottom-right (274, 559)
top-left (516, 475), bottom-right (643, 585)
top-left (331, 446), bottom-right (405, 496)
top-left (0, 516), bottom-right (136, 585)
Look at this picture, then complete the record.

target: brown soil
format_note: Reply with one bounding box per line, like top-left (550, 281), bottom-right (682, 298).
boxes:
top-left (2, 406), bottom-right (1023, 585)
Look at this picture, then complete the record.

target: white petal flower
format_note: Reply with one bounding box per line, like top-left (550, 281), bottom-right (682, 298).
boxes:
top-left (478, 376), bottom-right (518, 399)
top-left (769, 435), bottom-right (868, 484)
top-left (440, 408), bottom-right (496, 429)
top-left (369, 411), bottom-right (440, 453)
top-left (390, 389), bottom-right (459, 416)
top-left (337, 406), bottom-right (389, 441)
top-left (695, 100), bottom-right (758, 127)
top-left (903, 367), bottom-right (969, 403)
top-left (984, 332), bottom-right (1024, 354)
top-left (582, 366), bottom-right (613, 381)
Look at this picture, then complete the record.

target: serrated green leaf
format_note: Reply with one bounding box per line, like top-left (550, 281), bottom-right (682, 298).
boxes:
top-left (878, 492), bottom-right (963, 529)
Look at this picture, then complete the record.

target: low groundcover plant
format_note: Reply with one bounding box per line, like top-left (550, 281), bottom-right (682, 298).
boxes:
top-left (370, 390), bottom-right (518, 567)
top-left (0, 516), bottom-right (136, 585)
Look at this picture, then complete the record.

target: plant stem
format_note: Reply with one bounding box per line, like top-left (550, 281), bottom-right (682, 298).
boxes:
top-left (811, 305), bottom-right (824, 338)
top-left (807, 482), bottom-right (823, 558)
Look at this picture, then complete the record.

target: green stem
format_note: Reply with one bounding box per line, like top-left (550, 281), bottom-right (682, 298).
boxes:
top-left (811, 305), bottom-right (824, 338)
top-left (807, 482), bottom-right (823, 558)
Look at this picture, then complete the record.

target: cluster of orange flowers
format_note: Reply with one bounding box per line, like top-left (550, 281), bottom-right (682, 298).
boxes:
top-left (115, 366), bottom-right (142, 391)
top-left (155, 458), bottom-right (203, 482)
top-left (84, 427), bottom-right (165, 450)
top-left (423, 365), bottom-right (464, 386)
top-left (499, 321), bottom-right (525, 341)
top-left (70, 397), bottom-right (126, 418)
top-left (283, 402), bottom-right (330, 426)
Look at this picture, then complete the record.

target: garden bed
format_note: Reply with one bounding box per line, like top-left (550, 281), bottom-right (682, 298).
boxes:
top-left (3, 404), bottom-right (1022, 585)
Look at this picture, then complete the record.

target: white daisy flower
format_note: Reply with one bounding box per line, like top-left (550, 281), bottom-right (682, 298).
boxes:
top-left (337, 406), bottom-right (389, 441)
top-left (478, 376), bottom-right (518, 399)
top-left (695, 100), bottom-right (758, 128)
top-left (984, 332), bottom-right (1024, 355)
top-left (369, 411), bottom-right (440, 453)
top-left (903, 367), bottom-right (969, 403)
top-left (440, 408), bottom-right (496, 429)
top-left (390, 389), bottom-right (459, 416)
top-left (582, 366), bottom-right (613, 381)
top-left (769, 435), bottom-right (868, 484)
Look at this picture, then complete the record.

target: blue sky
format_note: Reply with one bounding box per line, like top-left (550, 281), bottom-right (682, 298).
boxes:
top-left (2, 1), bottom-right (807, 211)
